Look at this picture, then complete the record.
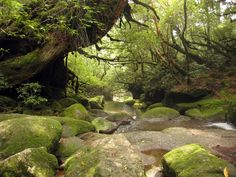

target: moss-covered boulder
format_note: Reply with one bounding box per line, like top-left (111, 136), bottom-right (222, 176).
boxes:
top-left (89, 95), bottom-right (105, 109)
top-left (64, 134), bottom-right (145, 177)
top-left (162, 144), bottom-right (236, 177)
top-left (147, 102), bottom-right (165, 110)
top-left (0, 147), bottom-right (58, 177)
top-left (58, 98), bottom-right (78, 108)
top-left (0, 113), bottom-right (30, 122)
top-left (142, 107), bottom-right (180, 119)
top-left (0, 117), bottom-right (62, 159)
top-left (61, 103), bottom-right (88, 120)
top-left (92, 118), bottom-right (114, 132)
top-left (56, 137), bottom-right (85, 161)
top-left (185, 107), bottom-right (225, 120)
top-left (51, 117), bottom-right (95, 137)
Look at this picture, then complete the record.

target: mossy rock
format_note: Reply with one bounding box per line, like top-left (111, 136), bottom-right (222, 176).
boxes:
top-left (0, 113), bottom-right (30, 122)
top-left (92, 118), bottom-right (114, 132)
top-left (106, 112), bottom-right (132, 122)
top-left (0, 117), bottom-right (62, 159)
top-left (56, 137), bottom-right (85, 161)
top-left (58, 98), bottom-right (78, 108)
top-left (89, 95), bottom-right (105, 109)
top-left (0, 96), bottom-right (17, 108)
top-left (185, 107), bottom-right (225, 120)
top-left (61, 103), bottom-right (88, 120)
top-left (0, 147), bottom-right (58, 177)
top-left (141, 107), bottom-right (180, 119)
top-left (51, 117), bottom-right (95, 137)
top-left (147, 102), bottom-right (165, 110)
top-left (162, 144), bottom-right (236, 177)
top-left (64, 134), bottom-right (145, 177)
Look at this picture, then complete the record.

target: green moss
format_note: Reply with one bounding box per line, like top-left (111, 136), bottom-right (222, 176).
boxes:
top-left (162, 144), bottom-right (236, 177)
top-left (51, 117), bottom-right (95, 137)
top-left (64, 146), bottom-right (100, 177)
top-left (56, 137), bottom-right (85, 160)
top-left (185, 107), bottom-right (225, 120)
top-left (61, 103), bottom-right (88, 120)
top-left (147, 102), bottom-right (165, 110)
top-left (91, 118), bottom-right (114, 132)
top-left (141, 107), bottom-right (180, 119)
top-left (0, 113), bottom-right (30, 122)
top-left (0, 147), bottom-right (58, 177)
top-left (0, 117), bottom-right (62, 159)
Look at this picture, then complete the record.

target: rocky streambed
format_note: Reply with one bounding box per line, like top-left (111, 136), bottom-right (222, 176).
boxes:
top-left (0, 100), bottom-right (236, 177)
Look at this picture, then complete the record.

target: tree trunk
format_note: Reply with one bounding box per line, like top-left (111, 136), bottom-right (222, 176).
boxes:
top-left (0, 0), bottom-right (127, 92)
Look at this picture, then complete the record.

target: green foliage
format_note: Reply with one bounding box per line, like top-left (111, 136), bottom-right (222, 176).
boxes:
top-left (17, 82), bottom-right (47, 107)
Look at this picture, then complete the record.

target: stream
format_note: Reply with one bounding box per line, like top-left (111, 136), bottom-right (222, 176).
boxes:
top-left (102, 100), bottom-right (236, 177)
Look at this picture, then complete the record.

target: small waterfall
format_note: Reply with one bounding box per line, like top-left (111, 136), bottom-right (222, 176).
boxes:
top-left (206, 122), bottom-right (236, 131)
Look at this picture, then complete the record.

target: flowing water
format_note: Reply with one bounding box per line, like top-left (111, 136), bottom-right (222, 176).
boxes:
top-left (103, 100), bottom-right (236, 177)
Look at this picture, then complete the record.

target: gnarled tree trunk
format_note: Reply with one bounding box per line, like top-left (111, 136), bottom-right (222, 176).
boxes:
top-left (0, 0), bottom-right (127, 94)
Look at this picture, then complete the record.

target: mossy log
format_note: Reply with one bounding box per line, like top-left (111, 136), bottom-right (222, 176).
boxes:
top-left (0, 0), bottom-right (127, 89)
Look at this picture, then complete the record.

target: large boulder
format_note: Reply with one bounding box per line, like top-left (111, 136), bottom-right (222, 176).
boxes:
top-left (0, 147), bottom-right (58, 177)
top-left (0, 117), bottom-right (62, 159)
top-left (163, 89), bottom-right (210, 107)
top-left (64, 134), bottom-right (145, 177)
top-left (61, 103), bottom-right (88, 120)
top-left (92, 117), bottom-right (114, 132)
top-left (162, 144), bottom-right (236, 177)
top-left (51, 117), bottom-right (95, 137)
top-left (56, 137), bottom-right (85, 161)
top-left (141, 107), bottom-right (180, 119)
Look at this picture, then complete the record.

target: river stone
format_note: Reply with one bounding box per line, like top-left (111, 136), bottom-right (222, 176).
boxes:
top-left (61, 103), bottom-right (88, 120)
top-left (142, 107), bottom-right (180, 119)
top-left (162, 144), bottom-right (236, 177)
top-left (56, 137), bottom-right (85, 161)
top-left (64, 134), bottom-right (145, 177)
top-left (92, 117), bottom-right (114, 132)
top-left (0, 117), bottom-right (62, 159)
top-left (51, 117), bottom-right (95, 137)
top-left (0, 147), bottom-right (58, 177)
